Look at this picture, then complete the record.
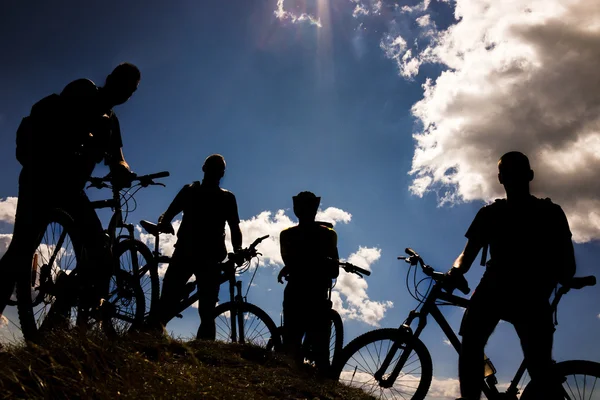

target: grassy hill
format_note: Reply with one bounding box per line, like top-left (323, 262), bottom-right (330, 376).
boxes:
top-left (0, 331), bottom-right (374, 400)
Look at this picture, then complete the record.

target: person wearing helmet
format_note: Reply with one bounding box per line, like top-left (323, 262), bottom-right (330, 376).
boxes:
top-left (0, 63), bottom-right (139, 319)
top-left (155, 154), bottom-right (242, 339)
top-left (445, 152), bottom-right (576, 400)
top-left (278, 191), bottom-right (340, 373)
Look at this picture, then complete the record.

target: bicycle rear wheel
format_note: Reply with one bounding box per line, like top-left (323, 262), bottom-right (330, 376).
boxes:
top-left (331, 328), bottom-right (433, 400)
top-left (520, 360), bottom-right (600, 400)
top-left (16, 209), bottom-right (83, 341)
top-left (214, 302), bottom-right (280, 349)
top-left (329, 309), bottom-right (344, 365)
top-left (115, 239), bottom-right (158, 319)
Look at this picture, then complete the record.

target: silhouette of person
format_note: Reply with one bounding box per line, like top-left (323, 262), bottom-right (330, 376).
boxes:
top-left (446, 151), bottom-right (576, 400)
top-left (278, 192), bottom-right (340, 373)
top-left (0, 63), bottom-right (140, 318)
top-left (155, 154), bottom-right (242, 339)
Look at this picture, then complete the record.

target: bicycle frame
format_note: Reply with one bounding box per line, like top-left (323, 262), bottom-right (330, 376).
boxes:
top-left (90, 186), bottom-right (135, 246)
top-left (381, 281), bottom-right (525, 397)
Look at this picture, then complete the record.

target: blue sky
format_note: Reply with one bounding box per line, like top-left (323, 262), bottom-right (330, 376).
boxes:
top-left (1, 0), bottom-right (599, 397)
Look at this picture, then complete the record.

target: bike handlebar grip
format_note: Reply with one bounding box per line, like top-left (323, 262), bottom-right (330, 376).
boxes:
top-left (568, 275), bottom-right (596, 290)
top-left (353, 265), bottom-right (371, 276)
top-left (90, 199), bottom-right (118, 209)
top-left (405, 248), bottom-right (418, 257)
top-left (146, 171), bottom-right (170, 180)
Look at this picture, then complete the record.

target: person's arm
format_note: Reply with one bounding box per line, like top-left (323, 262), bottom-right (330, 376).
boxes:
top-left (450, 239), bottom-right (484, 275)
top-left (226, 193), bottom-right (242, 252)
top-left (327, 229), bottom-right (340, 280)
top-left (555, 206), bottom-right (576, 284)
top-left (278, 229), bottom-right (292, 284)
top-left (448, 206), bottom-right (488, 277)
top-left (104, 114), bottom-right (133, 187)
top-left (158, 185), bottom-right (188, 227)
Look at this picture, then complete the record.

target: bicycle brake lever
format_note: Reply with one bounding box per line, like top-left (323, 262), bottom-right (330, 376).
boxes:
top-left (153, 182), bottom-right (166, 187)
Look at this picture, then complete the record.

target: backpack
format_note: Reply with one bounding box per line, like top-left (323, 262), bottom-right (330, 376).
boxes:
top-left (16, 94), bottom-right (63, 167)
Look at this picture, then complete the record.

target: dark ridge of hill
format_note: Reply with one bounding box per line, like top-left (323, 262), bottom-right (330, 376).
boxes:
top-left (0, 331), bottom-right (374, 400)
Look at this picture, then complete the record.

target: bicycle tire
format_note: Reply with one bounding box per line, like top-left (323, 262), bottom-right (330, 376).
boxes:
top-left (114, 239), bottom-right (158, 318)
top-left (329, 309), bottom-right (344, 365)
top-left (302, 308), bottom-right (345, 368)
top-left (214, 302), bottom-right (281, 349)
top-left (103, 268), bottom-right (146, 336)
top-left (331, 328), bottom-right (433, 400)
top-left (520, 360), bottom-right (600, 400)
top-left (16, 209), bottom-right (83, 341)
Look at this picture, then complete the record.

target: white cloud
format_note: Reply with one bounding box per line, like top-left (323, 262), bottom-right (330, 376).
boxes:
top-left (353, 4), bottom-right (369, 18)
top-left (332, 247), bottom-right (393, 326)
top-left (428, 377), bottom-right (460, 399)
top-left (372, 0), bottom-right (382, 14)
top-left (274, 0), bottom-right (322, 28)
top-left (416, 14), bottom-right (432, 27)
top-left (443, 338), bottom-right (452, 346)
top-left (399, 0), bottom-right (432, 14)
top-left (0, 197), bottom-right (18, 225)
top-left (381, 0), bottom-right (600, 242)
top-left (0, 234), bottom-right (12, 258)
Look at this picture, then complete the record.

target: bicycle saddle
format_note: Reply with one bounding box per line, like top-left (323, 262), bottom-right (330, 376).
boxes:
top-left (140, 220), bottom-right (159, 237)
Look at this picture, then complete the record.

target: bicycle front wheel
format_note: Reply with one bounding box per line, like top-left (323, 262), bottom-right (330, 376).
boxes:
top-left (214, 302), bottom-right (280, 349)
top-left (115, 239), bottom-right (158, 318)
top-left (332, 328), bottom-right (433, 400)
top-left (520, 360), bottom-right (600, 400)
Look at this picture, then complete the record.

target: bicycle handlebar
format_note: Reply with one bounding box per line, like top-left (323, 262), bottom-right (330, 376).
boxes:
top-left (399, 248), bottom-right (471, 295)
top-left (87, 171), bottom-right (170, 189)
top-left (565, 275), bottom-right (596, 290)
top-left (340, 261), bottom-right (371, 277)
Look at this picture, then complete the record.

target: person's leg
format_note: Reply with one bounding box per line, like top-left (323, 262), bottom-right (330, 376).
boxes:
top-left (196, 266), bottom-right (220, 340)
top-left (157, 247), bottom-right (194, 326)
top-left (306, 299), bottom-right (332, 374)
top-left (282, 284), bottom-right (305, 364)
top-left (59, 189), bottom-right (117, 308)
top-left (458, 291), bottom-right (501, 400)
top-left (513, 307), bottom-right (561, 399)
top-left (0, 177), bottom-right (47, 316)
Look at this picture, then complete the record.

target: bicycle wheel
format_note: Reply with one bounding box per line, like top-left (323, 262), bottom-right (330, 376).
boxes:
top-left (103, 268), bottom-right (145, 335)
top-left (520, 360), bottom-right (600, 400)
top-left (115, 239), bottom-right (158, 318)
top-left (16, 209), bottom-right (83, 341)
top-left (332, 328), bottom-right (433, 400)
top-left (214, 302), bottom-right (281, 349)
top-left (329, 309), bottom-right (344, 365)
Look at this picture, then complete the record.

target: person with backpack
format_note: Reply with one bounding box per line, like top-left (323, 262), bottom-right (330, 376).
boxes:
top-left (278, 191), bottom-right (340, 374)
top-left (0, 63), bottom-right (140, 318)
top-left (154, 154), bottom-right (243, 340)
top-left (445, 151), bottom-right (576, 400)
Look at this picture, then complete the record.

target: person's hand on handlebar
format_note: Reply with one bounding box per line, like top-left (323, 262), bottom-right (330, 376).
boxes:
top-left (111, 162), bottom-right (135, 189)
top-left (444, 267), bottom-right (470, 294)
top-left (277, 266), bottom-right (290, 284)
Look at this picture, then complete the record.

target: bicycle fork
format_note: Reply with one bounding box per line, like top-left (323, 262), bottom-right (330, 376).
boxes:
top-left (230, 280), bottom-right (246, 344)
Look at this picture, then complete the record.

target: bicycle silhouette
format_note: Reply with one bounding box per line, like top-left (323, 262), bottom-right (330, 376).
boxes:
top-left (268, 260), bottom-right (371, 367)
top-left (138, 223), bottom-right (280, 346)
top-left (13, 171), bottom-right (169, 341)
top-left (332, 247), bottom-right (600, 400)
